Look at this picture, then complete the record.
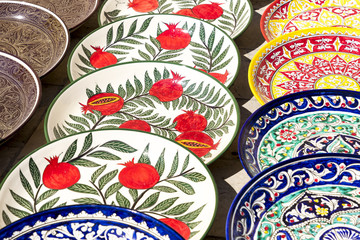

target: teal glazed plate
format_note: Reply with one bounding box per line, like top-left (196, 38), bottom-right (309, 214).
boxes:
top-left (239, 89), bottom-right (360, 177)
top-left (67, 14), bottom-right (240, 87)
top-left (0, 129), bottom-right (217, 239)
top-left (227, 153), bottom-right (360, 240)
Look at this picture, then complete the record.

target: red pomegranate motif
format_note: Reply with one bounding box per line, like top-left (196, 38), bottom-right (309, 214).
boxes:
top-left (156, 23), bottom-right (191, 50)
top-left (118, 158), bottom-right (160, 189)
top-left (159, 218), bottom-right (191, 240)
top-left (173, 110), bottom-right (207, 132)
top-left (80, 93), bottom-right (124, 116)
top-left (119, 120), bottom-right (151, 132)
top-left (149, 71), bottom-right (184, 102)
top-left (175, 131), bottom-right (220, 157)
top-left (192, 2), bottom-right (224, 20)
top-left (42, 156), bottom-right (80, 190)
top-left (197, 68), bottom-right (229, 84)
top-left (174, 8), bottom-right (199, 18)
top-left (128, 0), bottom-right (159, 12)
top-left (90, 46), bottom-right (117, 69)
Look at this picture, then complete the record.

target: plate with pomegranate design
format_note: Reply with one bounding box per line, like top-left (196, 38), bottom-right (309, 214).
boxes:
top-left (98, 0), bottom-right (253, 39)
top-left (46, 61), bottom-right (240, 165)
top-left (0, 205), bottom-right (184, 239)
top-left (261, 0), bottom-right (360, 42)
top-left (249, 27), bottom-right (360, 105)
top-left (0, 1), bottom-right (69, 77)
top-left (67, 14), bottom-right (240, 87)
top-left (0, 129), bottom-right (217, 239)
top-left (239, 89), bottom-right (360, 177)
top-left (227, 153), bottom-right (360, 240)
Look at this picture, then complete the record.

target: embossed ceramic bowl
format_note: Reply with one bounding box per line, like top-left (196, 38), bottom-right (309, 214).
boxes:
top-left (0, 205), bottom-right (184, 239)
top-left (249, 27), bottom-right (360, 105)
top-left (0, 51), bottom-right (41, 143)
top-left (239, 89), bottom-right (360, 177)
top-left (261, 0), bottom-right (360, 42)
top-left (12, 0), bottom-right (100, 31)
top-left (0, 1), bottom-right (69, 77)
top-left (227, 153), bottom-right (360, 240)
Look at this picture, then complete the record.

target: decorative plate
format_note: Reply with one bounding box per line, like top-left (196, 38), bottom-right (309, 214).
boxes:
top-left (12, 0), bottom-right (100, 31)
top-left (226, 153), bottom-right (360, 240)
top-left (0, 204), bottom-right (184, 239)
top-left (46, 62), bottom-right (239, 164)
top-left (261, 0), bottom-right (360, 42)
top-left (0, 129), bottom-right (217, 239)
top-left (67, 14), bottom-right (240, 87)
top-left (0, 52), bottom-right (41, 144)
top-left (98, 0), bottom-right (253, 39)
top-left (0, 1), bottom-right (69, 77)
top-left (249, 27), bottom-right (360, 105)
top-left (239, 89), bottom-right (360, 177)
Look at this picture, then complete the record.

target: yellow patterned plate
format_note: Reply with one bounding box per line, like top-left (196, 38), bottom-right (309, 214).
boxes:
top-left (249, 27), bottom-right (360, 105)
top-left (261, 0), bottom-right (360, 42)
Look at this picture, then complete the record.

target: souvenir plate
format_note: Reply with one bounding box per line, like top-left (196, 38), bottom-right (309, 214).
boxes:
top-left (46, 62), bottom-right (239, 164)
top-left (0, 1), bottom-right (69, 77)
top-left (98, 0), bottom-right (253, 39)
top-left (0, 205), bottom-right (184, 239)
top-left (68, 14), bottom-right (240, 87)
top-left (240, 89), bottom-right (360, 176)
top-left (13, 0), bottom-right (100, 31)
top-left (0, 129), bottom-right (217, 239)
top-left (226, 153), bottom-right (360, 240)
top-left (261, 0), bottom-right (360, 42)
top-left (0, 52), bottom-right (41, 143)
top-left (249, 27), bottom-right (360, 105)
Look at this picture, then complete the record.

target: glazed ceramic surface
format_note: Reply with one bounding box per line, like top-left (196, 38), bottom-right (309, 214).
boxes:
top-left (98, 0), bottom-right (253, 39)
top-left (46, 62), bottom-right (239, 165)
top-left (0, 205), bottom-right (184, 239)
top-left (226, 153), bottom-right (360, 240)
top-left (261, 0), bottom-right (360, 41)
top-left (0, 129), bottom-right (217, 239)
top-left (0, 1), bottom-right (69, 77)
top-left (68, 14), bottom-right (240, 87)
top-left (0, 52), bottom-right (41, 143)
top-left (239, 89), bottom-right (360, 177)
top-left (249, 27), bottom-right (360, 105)
top-left (12, 0), bottom-right (100, 31)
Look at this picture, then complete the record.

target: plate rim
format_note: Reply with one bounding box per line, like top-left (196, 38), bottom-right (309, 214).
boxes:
top-left (260, 0), bottom-right (282, 42)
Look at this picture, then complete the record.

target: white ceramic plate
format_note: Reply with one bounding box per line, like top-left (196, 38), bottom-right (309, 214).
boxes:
top-left (98, 0), bottom-right (253, 39)
top-left (47, 62), bottom-right (240, 165)
top-left (67, 14), bottom-right (240, 87)
top-left (0, 129), bottom-right (217, 239)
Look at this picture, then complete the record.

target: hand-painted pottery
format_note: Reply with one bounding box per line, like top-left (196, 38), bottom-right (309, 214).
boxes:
top-left (0, 129), bottom-right (217, 239)
top-left (239, 89), bottom-right (360, 177)
top-left (12, 0), bottom-right (100, 31)
top-left (46, 62), bottom-right (239, 165)
top-left (0, 205), bottom-right (184, 239)
top-left (0, 1), bottom-right (69, 77)
top-left (0, 52), bottom-right (41, 144)
top-left (98, 0), bottom-right (253, 39)
top-left (67, 14), bottom-right (240, 87)
top-left (227, 153), bottom-right (360, 240)
top-left (261, 0), bottom-right (360, 42)
top-left (249, 27), bottom-right (360, 105)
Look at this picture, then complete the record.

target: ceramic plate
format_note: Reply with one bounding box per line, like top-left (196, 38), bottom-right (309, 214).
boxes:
top-left (226, 153), bottom-right (360, 240)
top-left (46, 62), bottom-right (240, 164)
top-left (0, 52), bottom-right (41, 143)
top-left (0, 129), bottom-right (217, 239)
top-left (261, 0), bottom-right (360, 41)
top-left (0, 205), bottom-right (184, 239)
top-left (68, 14), bottom-right (240, 87)
top-left (98, 0), bottom-right (253, 39)
top-left (249, 27), bottom-right (360, 105)
top-left (239, 89), bottom-right (360, 177)
top-left (0, 1), bottom-right (69, 77)
top-left (12, 0), bottom-right (100, 31)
